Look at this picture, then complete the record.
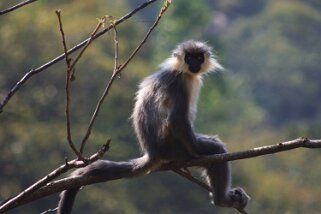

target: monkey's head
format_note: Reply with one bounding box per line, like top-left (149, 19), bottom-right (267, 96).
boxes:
top-left (166, 40), bottom-right (223, 75)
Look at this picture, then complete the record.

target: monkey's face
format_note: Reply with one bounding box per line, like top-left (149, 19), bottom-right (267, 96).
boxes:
top-left (184, 52), bottom-right (205, 73)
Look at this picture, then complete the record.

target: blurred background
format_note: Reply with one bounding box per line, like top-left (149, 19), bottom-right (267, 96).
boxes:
top-left (0, 0), bottom-right (321, 213)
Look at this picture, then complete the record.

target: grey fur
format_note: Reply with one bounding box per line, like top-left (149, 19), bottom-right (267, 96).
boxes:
top-left (57, 41), bottom-right (249, 214)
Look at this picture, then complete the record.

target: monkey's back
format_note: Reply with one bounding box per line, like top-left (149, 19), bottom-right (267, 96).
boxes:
top-left (132, 69), bottom-right (190, 161)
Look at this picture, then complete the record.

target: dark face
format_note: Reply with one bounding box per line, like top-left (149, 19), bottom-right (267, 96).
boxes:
top-left (184, 52), bottom-right (205, 73)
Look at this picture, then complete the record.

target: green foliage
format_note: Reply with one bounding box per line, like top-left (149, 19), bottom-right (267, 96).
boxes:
top-left (0, 0), bottom-right (321, 213)
top-left (223, 0), bottom-right (321, 125)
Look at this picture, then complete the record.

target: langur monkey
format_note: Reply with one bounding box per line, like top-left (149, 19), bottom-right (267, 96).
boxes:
top-left (57, 40), bottom-right (250, 213)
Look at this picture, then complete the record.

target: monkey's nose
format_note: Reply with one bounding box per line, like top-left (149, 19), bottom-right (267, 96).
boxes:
top-left (189, 65), bottom-right (201, 73)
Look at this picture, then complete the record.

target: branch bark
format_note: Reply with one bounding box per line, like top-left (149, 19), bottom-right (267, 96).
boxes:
top-left (0, 142), bottom-right (110, 213)
top-left (1, 137), bottom-right (320, 213)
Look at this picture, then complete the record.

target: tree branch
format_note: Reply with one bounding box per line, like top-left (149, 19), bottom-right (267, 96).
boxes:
top-left (0, 0), bottom-right (159, 113)
top-left (56, 9), bottom-right (85, 160)
top-left (1, 137), bottom-right (320, 213)
top-left (68, 16), bottom-right (107, 81)
top-left (0, 141), bottom-right (110, 213)
top-left (178, 137), bottom-right (321, 168)
top-left (0, 0), bottom-right (38, 16)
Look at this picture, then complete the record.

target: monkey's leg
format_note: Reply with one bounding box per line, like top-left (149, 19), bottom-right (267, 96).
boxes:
top-left (195, 135), bottom-right (231, 202)
top-left (195, 134), bottom-right (249, 210)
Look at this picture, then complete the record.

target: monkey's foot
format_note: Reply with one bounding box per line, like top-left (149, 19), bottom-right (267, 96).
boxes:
top-left (210, 187), bottom-right (250, 213)
top-left (228, 187), bottom-right (250, 213)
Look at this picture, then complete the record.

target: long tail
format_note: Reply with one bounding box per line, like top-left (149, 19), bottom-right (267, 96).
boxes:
top-left (57, 188), bottom-right (80, 214)
top-left (57, 155), bottom-right (158, 214)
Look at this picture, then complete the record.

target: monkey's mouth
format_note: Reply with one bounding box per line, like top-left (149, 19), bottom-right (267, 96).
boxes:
top-left (189, 65), bottom-right (201, 73)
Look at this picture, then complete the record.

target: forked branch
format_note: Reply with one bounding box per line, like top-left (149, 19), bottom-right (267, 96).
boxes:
top-left (56, 10), bottom-right (84, 160)
top-left (0, 0), bottom-right (159, 113)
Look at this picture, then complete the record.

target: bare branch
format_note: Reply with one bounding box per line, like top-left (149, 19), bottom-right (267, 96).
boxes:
top-left (68, 16), bottom-right (107, 80)
top-left (115, 0), bottom-right (172, 76)
top-left (79, 0), bottom-right (171, 153)
top-left (55, 10), bottom-right (72, 69)
top-left (1, 138), bottom-right (320, 212)
top-left (180, 137), bottom-right (321, 168)
top-left (0, 141), bottom-right (110, 213)
top-left (172, 169), bottom-right (211, 192)
top-left (56, 9), bottom-right (84, 160)
top-left (0, 0), bottom-right (159, 113)
top-left (111, 21), bottom-right (119, 74)
top-left (40, 207), bottom-right (57, 214)
top-left (0, 0), bottom-right (38, 16)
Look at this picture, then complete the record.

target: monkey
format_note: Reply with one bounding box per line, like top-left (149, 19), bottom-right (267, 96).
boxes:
top-left (57, 40), bottom-right (249, 214)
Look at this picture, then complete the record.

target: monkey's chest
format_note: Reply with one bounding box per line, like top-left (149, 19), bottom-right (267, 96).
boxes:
top-left (186, 76), bottom-right (202, 123)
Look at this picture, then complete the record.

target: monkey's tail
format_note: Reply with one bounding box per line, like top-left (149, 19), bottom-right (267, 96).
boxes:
top-left (57, 165), bottom-right (87, 214)
top-left (57, 156), bottom-right (159, 214)
top-left (57, 188), bottom-right (80, 214)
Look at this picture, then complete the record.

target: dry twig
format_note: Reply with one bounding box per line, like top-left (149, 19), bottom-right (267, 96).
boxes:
top-left (56, 10), bottom-right (84, 160)
top-left (0, 0), bottom-right (38, 15)
top-left (0, 0), bottom-right (159, 113)
top-left (68, 16), bottom-right (107, 80)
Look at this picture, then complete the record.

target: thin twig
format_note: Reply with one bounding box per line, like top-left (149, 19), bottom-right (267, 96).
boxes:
top-left (69, 16), bottom-right (107, 80)
top-left (55, 10), bottom-right (71, 69)
top-left (56, 10), bottom-right (84, 160)
top-left (112, 22), bottom-right (119, 74)
top-left (0, 0), bottom-right (38, 16)
top-left (79, 0), bottom-right (171, 154)
top-left (40, 207), bottom-right (57, 214)
top-left (0, 0), bottom-right (159, 113)
top-left (115, 0), bottom-right (171, 76)
top-left (172, 169), bottom-right (211, 192)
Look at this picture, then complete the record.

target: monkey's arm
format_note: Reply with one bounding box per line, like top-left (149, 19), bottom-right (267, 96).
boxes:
top-left (169, 115), bottom-right (199, 157)
top-left (168, 77), bottom-right (199, 158)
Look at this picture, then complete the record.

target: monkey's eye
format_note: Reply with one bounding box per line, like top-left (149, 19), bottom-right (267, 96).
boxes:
top-left (197, 56), bottom-right (204, 62)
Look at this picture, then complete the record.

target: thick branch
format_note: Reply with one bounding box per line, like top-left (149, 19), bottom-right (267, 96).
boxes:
top-left (0, 0), bottom-right (159, 113)
top-left (1, 137), bottom-right (320, 212)
top-left (0, 142), bottom-right (110, 213)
